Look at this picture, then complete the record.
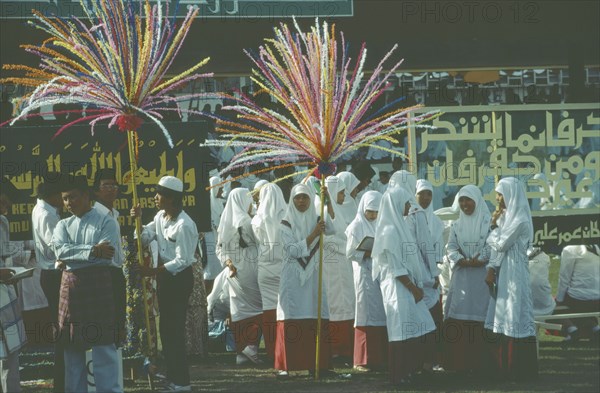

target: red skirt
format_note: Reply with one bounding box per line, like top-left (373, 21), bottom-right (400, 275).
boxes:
top-left (442, 319), bottom-right (486, 371)
top-left (328, 319), bottom-right (354, 358)
top-left (262, 309), bottom-right (277, 360)
top-left (484, 330), bottom-right (538, 381)
top-left (274, 319), bottom-right (332, 371)
top-left (388, 333), bottom-right (435, 384)
top-left (353, 326), bottom-right (388, 368)
top-left (231, 313), bottom-right (262, 354)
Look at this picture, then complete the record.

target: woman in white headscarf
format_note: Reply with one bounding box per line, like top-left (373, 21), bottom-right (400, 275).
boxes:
top-left (389, 171), bottom-right (441, 369)
top-left (346, 191), bottom-right (387, 372)
top-left (251, 179), bottom-right (270, 215)
top-left (320, 175), bottom-right (356, 361)
top-left (484, 177), bottom-right (537, 381)
top-left (275, 184), bottom-right (336, 376)
top-left (216, 188), bottom-right (263, 365)
top-left (251, 183), bottom-right (287, 361)
top-left (444, 185), bottom-right (491, 373)
top-left (372, 187), bottom-right (436, 385)
top-left (416, 179), bottom-right (445, 272)
top-left (337, 171), bottom-right (361, 218)
top-left (204, 176), bottom-right (226, 293)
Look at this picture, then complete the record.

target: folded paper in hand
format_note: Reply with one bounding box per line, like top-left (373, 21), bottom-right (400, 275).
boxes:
top-left (356, 236), bottom-right (374, 252)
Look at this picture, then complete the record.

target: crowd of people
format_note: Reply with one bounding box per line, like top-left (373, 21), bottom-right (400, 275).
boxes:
top-left (1, 165), bottom-right (599, 393)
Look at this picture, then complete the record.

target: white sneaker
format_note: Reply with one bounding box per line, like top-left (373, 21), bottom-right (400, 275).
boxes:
top-left (242, 345), bottom-right (263, 364)
top-left (236, 354), bottom-right (250, 365)
top-left (160, 382), bottom-right (192, 392)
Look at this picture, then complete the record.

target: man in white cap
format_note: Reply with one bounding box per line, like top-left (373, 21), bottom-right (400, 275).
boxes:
top-left (131, 176), bottom-right (198, 392)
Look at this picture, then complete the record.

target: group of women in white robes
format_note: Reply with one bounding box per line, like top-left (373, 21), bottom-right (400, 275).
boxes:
top-left (209, 174), bottom-right (537, 385)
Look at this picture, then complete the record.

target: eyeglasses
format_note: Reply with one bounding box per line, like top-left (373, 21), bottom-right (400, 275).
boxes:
top-left (100, 184), bottom-right (120, 190)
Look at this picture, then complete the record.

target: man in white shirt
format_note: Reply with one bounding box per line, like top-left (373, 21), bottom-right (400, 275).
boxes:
top-left (31, 172), bottom-right (65, 392)
top-left (131, 176), bottom-right (197, 392)
top-left (557, 243), bottom-right (600, 341)
top-left (52, 175), bottom-right (121, 393)
top-left (92, 168), bottom-right (126, 345)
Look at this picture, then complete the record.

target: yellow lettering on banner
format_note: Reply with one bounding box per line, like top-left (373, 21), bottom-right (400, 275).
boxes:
top-left (183, 195), bottom-right (196, 207)
top-left (114, 198), bottom-right (129, 210)
top-left (9, 220), bottom-right (30, 233)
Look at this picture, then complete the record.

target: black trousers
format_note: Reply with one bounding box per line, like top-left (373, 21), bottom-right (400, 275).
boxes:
top-left (40, 269), bottom-right (64, 393)
top-left (157, 266), bottom-right (194, 386)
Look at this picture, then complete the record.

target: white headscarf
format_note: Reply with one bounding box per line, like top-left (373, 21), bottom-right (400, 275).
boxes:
top-left (253, 179), bottom-right (269, 193)
top-left (345, 190), bottom-right (382, 241)
top-left (416, 179), bottom-right (444, 243)
top-left (283, 184), bottom-right (318, 243)
top-left (325, 175), bottom-right (353, 225)
top-left (372, 188), bottom-right (422, 284)
top-left (337, 171), bottom-right (360, 219)
top-left (389, 170), bottom-right (418, 203)
top-left (496, 177), bottom-right (534, 244)
top-left (210, 176), bottom-right (225, 229)
top-left (453, 184), bottom-right (491, 258)
top-left (217, 188), bottom-right (253, 247)
top-left (302, 176), bottom-right (322, 212)
top-left (251, 183), bottom-right (287, 246)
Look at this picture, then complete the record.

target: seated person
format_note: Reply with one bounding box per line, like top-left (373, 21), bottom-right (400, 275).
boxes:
top-left (528, 247), bottom-right (556, 316)
top-left (556, 243), bottom-right (600, 341)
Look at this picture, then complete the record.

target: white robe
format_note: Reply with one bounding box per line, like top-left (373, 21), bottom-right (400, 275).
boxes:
top-left (321, 178), bottom-right (355, 322)
top-left (276, 220), bottom-right (334, 321)
top-left (445, 221), bottom-right (491, 321)
top-left (251, 183), bottom-right (286, 311)
top-left (528, 250), bottom-right (556, 316)
top-left (485, 177), bottom-right (536, 338)
top-left (216, 222), bottom-right (262, 322)
top-left (345, 191), bottom-right (386, 327)
top-left (376, 251), bottom-right (436, 341)
top-left (372, 188), bottom-right (435, 342)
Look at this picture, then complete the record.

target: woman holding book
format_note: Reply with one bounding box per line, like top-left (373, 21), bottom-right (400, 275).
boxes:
top-left (444, 184), bottom-right (491, 373)
top-left (345, 190), bottom-right (387, 372)
top-left (484, 177), bottom-right (538, 381)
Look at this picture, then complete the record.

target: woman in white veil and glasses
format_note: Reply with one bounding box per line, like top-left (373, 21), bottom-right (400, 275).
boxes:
top-left (484, 177), bottom-right (538, 382)
top-left (346, 190), bottom-right (387, 372)
top-left (274, 184), bottom-right (336, 377)
top-left (372, 187), bottom-right (436, 386)
top-left (216, 188), bottom-right (263, 366)
top-left (251, 182), bottom-right (287, 362)
top-left (444, 184), bottom-right (492, 374)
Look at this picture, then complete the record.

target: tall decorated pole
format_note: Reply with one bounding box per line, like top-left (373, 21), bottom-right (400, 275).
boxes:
top-left (126, 129), bottom-right (155, 384)
top-left (203, 18), bottom-right (437, 377)
top-left (1, 0), bottom-right (213, 387)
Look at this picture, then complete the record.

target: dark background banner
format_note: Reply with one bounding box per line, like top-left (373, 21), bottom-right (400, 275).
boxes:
top-left (532, 212), bottom-right (599, 255)
top-left (1, 121), bottom-right (214, 240)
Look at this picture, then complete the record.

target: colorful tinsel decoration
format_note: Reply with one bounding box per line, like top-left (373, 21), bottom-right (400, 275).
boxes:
top-left (1, 0), bottom-right (213, 146)
top-left (202, 18), bottom-right (437, 187)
